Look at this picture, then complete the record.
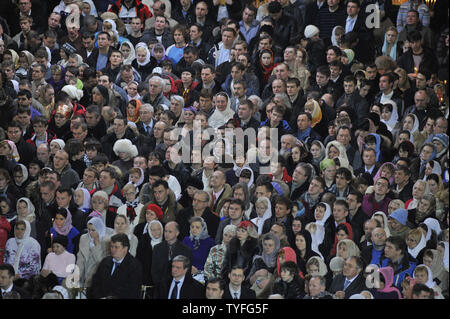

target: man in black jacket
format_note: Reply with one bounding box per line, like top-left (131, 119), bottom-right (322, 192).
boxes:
top-left (346, 190), bottom-right (369, 244)
top-left (6, 121), bottom-right (36, 167)
top-left (89, 234), bottom-right (143, 299)
top-left (86, 32), bottom-right (113, 71)
top-left (222, 265), bottom-right (256, 299)
top-left (154, 254), bottom-right (204, 299)
top-left (267, 1), bottom-right (299, 49)
top-left (0, 264), bottom-right (31, 299)
top-left (151, 221), bottom-right (192, 287)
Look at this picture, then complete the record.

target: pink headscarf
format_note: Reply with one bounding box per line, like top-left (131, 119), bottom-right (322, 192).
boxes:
top-left (53, 208), bottom-right (73, 236)
top-left (378, 266), bottom-right (402, 298)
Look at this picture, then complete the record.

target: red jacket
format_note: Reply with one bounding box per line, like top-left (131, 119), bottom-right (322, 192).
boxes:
top-left (26, 131), bottom-right (56, 148)
top-left (0, 216), bottom-right (11, 264)
top-left (109, 0), bottom-right (152, 26)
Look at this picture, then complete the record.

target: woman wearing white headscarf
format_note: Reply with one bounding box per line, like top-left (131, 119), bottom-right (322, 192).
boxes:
top-left (413, 264), bottom-right (445, 299)
top-left (251, 197), bottom-right (272, 235)
top-left (305, 222), bottom-right (325, 260)
top-left (380, 100), bottom-right (399, 131)
top-left (423, 218), bottom-right (442, 242)
top-left (4, 220), bottom-right (41, 279)
top-left (372, 211), bottom-right (391, 237)
top-left (77, 217), bottom-right (112, 289)
top-left (132, 42), bottom-right (156, 81)
top-left (82, 0), bottom-right (98, 17)
top-left (136, 219), bottom-right (163, 286)
top-left (14, 197), bottom-right (37, 240)
top-left (74, 188), bottom-right (91, 213)
top-left (113, 214), bottom-right (138, 256)
top-left (119, 41), bottom-right (136, 65)
top-left (325, 140), bottom-right (351, 171)
top-left (208, 92), bottom-right (235, 129)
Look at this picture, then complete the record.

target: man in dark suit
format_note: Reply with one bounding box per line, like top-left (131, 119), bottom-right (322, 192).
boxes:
top-left (354, 148), bottom-right (380, 179)
top-left (88, 234), bottom-right (143, 299)
top-left (222, 266), bottom-right (256, 299)
top-left (329, 256), bottom-right (366, 299)
top-left (0, 264), bottom-right (31, 299)
top-left (151, 221), bottom-right (192, 287)
top-left (155, 255), bottom-right (204, 299)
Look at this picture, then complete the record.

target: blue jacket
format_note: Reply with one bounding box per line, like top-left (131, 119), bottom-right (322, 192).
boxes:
top-left (380, 254), bottom-right (417, 291)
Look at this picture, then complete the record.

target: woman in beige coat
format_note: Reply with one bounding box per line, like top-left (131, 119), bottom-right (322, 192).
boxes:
top-left (76, 217), bottom-right (113, 289)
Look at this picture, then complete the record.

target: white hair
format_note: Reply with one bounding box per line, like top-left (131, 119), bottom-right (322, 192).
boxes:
top-left (141, 103), bottom-right (154, 113)
top-left (149, 75), bottom-right (165, 91)
top-left (170, 95), bottom-right (185, 108)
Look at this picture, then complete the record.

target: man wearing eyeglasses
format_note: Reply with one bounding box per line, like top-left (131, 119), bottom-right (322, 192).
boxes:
top-left (176, 190), bottom-right (219, 241)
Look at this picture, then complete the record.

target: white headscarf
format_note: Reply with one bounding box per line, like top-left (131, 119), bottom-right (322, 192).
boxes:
top-left (120, 41), bottom-right (136, 65)
top-left (372, 211), bottom-right (391, 237)
top-left (62, 84), bottom-right (84, 101)
top-left (325, 140), bottom-right (350, 169)
top-left (135, 42), bottom-right (151, 66)
top-left (103, 19), bottom-right (119, 39)
top-left (82, 0), bottom-right (98, 17)
top-left (251, 197), bottom-right (272, 235)
top-left (380, 99), bottom-right (399, 131)
top-left (14, 220), bottom-right (32, 274)
top-left (14, 164), bottom-right (28, 186)
top-left (75, 187), bottom-right (91, 212)
top-left (148, 220), bottom-right (163, 247)
top-left (16, 197), bottom-right (36, 223)
top-left (87, 217), bottom-right (106, 248)
top-left (315, 202), bottom-right (331, 226)
top-left (414, 264), bottom-right (436, 288)
top-left (424, 218), bottom-right (442, 241)
top-left (408, 233), bottom-right (427, 259)
top-left (306, 222), bottom-right (325, 260)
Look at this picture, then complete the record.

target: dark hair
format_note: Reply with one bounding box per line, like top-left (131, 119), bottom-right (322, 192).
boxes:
top-left (229, 198), bottom-right (245, 211)
top-left (336, 167), bottom-right (352, 181)
top-left (0, 263), bottom-right (15, 277)
top-left (348, 189), bottom-right (363, 203)
top-left (56, 187), bottom-right (73, 197)
top-left (111, 233), bottom-right (130, 248)
top-left (101, 166), bottom-right (118, 180)
top-left (148, 165), bottom-right (167, 178)
top-left (386, 235), bottom-right (406, 253)
top-left (55, 207), bottom-right (68, 219)
top-left (153, 179), bottom-right (169, 189)
top-left (411, 283), bottom-right (433, 298)
top-left (316, 65), bottom-right (331, 78)
top-left (206, 277), bottom-right (225, 290)
top-left (333, 199), bottom-right (349, 212)
top-left (280, 261), bottom-right (299, 277)
top-left (274, 196), bottom-right (293, 212)
top-left (92, 153), bottom-right (109, 165)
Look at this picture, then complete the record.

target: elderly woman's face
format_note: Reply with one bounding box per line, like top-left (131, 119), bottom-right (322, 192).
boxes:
top-left (150, 223), bottom-right (162, 239)
top-left (145, 210), bottom-right (157, 222)
top-left (190, 221), bottom-right (202, 237)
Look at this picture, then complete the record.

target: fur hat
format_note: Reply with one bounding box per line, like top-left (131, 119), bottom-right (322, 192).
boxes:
top-left (113, 139), bottom-right (138, 157)
top-left (304, 25), bottom-right (320, 39)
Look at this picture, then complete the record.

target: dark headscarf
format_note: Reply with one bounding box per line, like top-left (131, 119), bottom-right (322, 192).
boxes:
top-left (294, 230), bottom-right (318, 274)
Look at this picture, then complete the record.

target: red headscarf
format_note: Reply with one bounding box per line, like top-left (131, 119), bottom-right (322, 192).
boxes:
top-left (277, 247), bottom-right (304, 279)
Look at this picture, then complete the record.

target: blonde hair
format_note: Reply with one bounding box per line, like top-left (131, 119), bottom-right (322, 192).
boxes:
top-left (408, 228), bottom-right (423, 243)
top-left (122, 183), bottom-right (137, 193)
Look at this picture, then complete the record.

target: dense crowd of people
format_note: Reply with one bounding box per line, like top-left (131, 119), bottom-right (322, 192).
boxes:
top-left (0, 0), bottom-right (448, 300)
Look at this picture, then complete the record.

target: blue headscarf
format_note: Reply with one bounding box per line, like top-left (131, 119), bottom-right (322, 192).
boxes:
top-left (369, 133), bottom-right (382, 162)
top-left (381, 31), bottom-right (398, 61)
